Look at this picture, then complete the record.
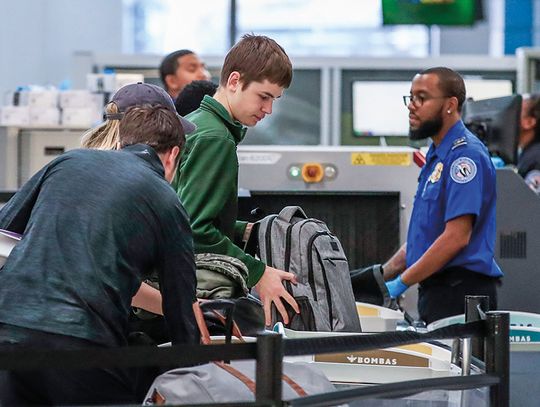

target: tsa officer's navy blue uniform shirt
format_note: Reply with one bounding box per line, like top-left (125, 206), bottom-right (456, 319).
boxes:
top-left (406, 120), bottom-right (503, 278)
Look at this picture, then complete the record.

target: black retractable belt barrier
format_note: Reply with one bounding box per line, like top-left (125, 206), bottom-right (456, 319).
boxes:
top-left (0, 342), bottom-right (257, 371)
top-left (0, 315), bottom-right (509, 407)
top-left (283, 320), bottom-right (485, 356)
top-left (0, 322), bottom-right (483, 370)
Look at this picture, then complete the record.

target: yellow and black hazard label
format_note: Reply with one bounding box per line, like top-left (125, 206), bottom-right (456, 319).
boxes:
top-left (351, 152), bottom-right (411, 166)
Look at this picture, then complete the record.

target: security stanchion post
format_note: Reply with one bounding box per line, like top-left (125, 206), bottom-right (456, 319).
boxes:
top-left (461, 335), bottom-right (472, 376)
top-left (256, 332), bottom-right (283, 406)
top-left (451, 338), bottom-right (461, 367)
top-left (465, 295), bottom-right (489, 361)
top-left (485, 312), bottom-right (510, 407)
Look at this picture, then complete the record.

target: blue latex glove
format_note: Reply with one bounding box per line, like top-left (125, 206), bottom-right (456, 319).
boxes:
top-left (385, 275), bottom-right (409, 298)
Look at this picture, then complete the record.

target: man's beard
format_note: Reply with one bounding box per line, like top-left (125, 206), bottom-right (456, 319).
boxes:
top-left (409, 110), bottom-right (444, 140)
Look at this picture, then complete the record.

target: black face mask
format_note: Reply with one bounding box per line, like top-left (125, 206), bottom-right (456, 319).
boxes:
top-left (409, 109), bottom-right (444, 140)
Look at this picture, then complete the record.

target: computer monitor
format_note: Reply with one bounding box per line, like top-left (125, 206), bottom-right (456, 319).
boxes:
top-left (462, 95), bottom-right (522, 165)
top-left (464, 79), bottom-right (513, 101)
top-left (352, 81), bottom-right (410, 137)
top-left (352, 78), bottom-right (513, 137)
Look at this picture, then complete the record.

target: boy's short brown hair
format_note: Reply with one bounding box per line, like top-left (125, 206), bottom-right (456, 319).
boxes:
top-left (220, 34), bottom-right (292, 90)
top-left (119, 105), bottom-right (185, 153)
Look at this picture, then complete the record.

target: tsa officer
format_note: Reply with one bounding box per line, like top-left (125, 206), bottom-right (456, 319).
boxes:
top-left (382, 67), bottom-right (503, 324)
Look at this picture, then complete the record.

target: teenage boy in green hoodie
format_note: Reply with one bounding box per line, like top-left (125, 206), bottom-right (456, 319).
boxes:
top-left (174, 34), bottom-right (299, 326)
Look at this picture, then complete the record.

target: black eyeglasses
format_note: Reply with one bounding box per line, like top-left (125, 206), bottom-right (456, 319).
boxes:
top-left (403, 95), bottom-right (448, 108)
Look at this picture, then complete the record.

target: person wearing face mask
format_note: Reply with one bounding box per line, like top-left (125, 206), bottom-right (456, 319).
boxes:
top-left (159, 50), bottom-right (211, 100)
top-left (380, 67), bottom-right (503, 325)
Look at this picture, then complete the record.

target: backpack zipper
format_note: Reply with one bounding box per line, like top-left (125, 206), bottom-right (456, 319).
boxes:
top-left (307, 231), bottom-right (336, 329)
top-left (306, 231), bottom-right (328, 301)
top-left (316, 249), bottom-right (333, 329)
top-left (264, 215), bottom-right (278, 266)
top-left (284, 224), bottom-right (294, 293)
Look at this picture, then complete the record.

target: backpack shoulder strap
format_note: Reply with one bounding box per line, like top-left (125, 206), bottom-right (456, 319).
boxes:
top-left (278, 206), bottom-right (308, 223)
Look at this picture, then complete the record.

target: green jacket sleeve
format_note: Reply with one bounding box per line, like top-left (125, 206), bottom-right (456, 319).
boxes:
top-left (234, 220), bottom-right (248, 244)
top-left (177, 135), bottom-right (265, 287)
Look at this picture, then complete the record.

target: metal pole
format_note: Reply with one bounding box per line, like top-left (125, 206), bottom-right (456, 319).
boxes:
top-left (429, 25), bottom-right (441, 57)
top-left (451, 338), bottom-right (461, 367)
top-left (256, 332), bottom-right (283, 406)
top-left (229, 0), bottom-right (237, 49)
top-left (485, 312), bottom-right (510, 407)
top-left (461, 337), bottom-right (472, 376)
top-left (465, 295), bottom-right (490, 361)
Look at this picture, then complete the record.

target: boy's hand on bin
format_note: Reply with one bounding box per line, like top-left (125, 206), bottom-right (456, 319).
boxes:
top-left (255, 266), bottom-right (299, 326)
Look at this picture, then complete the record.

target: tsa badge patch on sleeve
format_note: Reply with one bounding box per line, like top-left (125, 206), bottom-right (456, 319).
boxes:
top-left (450, 157), bottom-right (477, 184)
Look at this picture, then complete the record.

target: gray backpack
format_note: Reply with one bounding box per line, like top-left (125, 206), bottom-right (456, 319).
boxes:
top-left (143, 360), bottom-right (336, 405)
top-left (257, 206), bottom-right (361, 332)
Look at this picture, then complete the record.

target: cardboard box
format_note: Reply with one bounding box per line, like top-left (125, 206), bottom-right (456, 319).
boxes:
top-left (0, 106), bottom-right (30, 126)
top-left (61, 107), bottom-right (95, 128)
top-left (29, 107), bottom-right (60, 126)
top-left (19, 90), bottom-right (59, 108)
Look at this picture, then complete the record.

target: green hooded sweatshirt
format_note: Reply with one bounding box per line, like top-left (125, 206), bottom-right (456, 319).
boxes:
top-left (173, 95), bottom-right (265, 287)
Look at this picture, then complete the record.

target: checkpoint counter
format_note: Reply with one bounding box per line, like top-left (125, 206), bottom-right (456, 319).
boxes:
top-left (268, 301), bottom-right (491, 406)
top-left (281, 302), bottom-right (461, 385)
top-left (267, 295), bottom-right (526, 406)
top-left (275, 322), bottom-right (490, 406)
top-left (278, 326), bottom-right (460, 384)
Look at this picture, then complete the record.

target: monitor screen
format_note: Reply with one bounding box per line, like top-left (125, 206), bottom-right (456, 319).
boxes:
top-left (464, 79), bottom-right (513, 101)
top-left (352, 81), bottom-right (410, 137)
top-left (382, 0), bottom-right (482, 26)
top-left (462, 95), bottom-right (522, 165)
top-left (352, 78), bottom-right (513, 137)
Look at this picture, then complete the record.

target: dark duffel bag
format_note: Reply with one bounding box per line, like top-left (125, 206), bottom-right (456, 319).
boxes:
top-left (350, 264), bottom-right (396, 308)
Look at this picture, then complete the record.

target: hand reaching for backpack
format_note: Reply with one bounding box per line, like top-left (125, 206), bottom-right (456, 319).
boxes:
top-left (255, 266), bottom-right (299, 326)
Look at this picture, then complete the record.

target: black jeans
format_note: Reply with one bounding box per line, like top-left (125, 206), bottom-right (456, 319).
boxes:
top-left (418, 267), bottom-right (500, 325)
top-left (0, 324), bottom-right (139, 406)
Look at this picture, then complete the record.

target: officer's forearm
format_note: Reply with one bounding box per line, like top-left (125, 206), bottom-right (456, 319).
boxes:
top-left (383, 243), bottom-right (407, 280)
top-left (400, 215), bottom-right (473, 286)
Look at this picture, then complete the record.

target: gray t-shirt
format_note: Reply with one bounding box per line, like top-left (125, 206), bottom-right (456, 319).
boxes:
top-left (0, 145), bottom-right (197, 346)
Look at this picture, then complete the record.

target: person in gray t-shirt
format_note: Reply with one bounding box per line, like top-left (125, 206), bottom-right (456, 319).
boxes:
top-left (0, 94), bottom-right (198, 404)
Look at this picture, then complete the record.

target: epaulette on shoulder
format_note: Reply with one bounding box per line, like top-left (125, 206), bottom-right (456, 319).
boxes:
top-left (451, 137), bottom-right (467, 150)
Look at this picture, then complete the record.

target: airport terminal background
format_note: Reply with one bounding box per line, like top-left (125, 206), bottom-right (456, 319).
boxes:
top-left (1, 0), bottom-right (538, 148)
top-left (2, 0), bottom-right (540, 406)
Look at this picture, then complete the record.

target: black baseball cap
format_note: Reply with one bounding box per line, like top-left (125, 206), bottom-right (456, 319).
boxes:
top-left (107, 82), bottom-right (196, 134)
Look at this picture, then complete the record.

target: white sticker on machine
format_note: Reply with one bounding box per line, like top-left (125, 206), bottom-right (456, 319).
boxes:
top-left (238, 152), bottom-right (282, 165)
